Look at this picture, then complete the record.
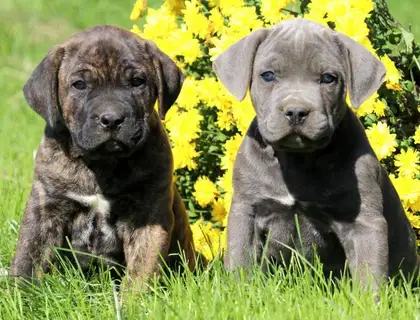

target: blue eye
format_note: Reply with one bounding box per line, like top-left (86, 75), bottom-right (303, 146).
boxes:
top-left (260, 71), bottom-right (276, 82)
top-left (320, 73), bottom-right (337, 84)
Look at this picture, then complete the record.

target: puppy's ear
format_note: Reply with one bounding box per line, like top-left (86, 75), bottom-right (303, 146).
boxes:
top-left (23, 46), bottom-right (65, 128)
top-left (335, 32), bottom-right (386, 109)
top-left (147, 41), bottom-right (184, 120)
top-left (212, 28), bottom-right (270, 101)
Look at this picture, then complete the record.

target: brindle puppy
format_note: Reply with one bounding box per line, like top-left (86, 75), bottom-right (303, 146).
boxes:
top-left (11, 25), bottom-right (196, 283)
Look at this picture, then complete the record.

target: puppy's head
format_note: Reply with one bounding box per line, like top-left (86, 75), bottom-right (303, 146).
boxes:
top-left (23, 25), bottom-right (183, 159)
top-left (213, 18), bottom-right (386, 152)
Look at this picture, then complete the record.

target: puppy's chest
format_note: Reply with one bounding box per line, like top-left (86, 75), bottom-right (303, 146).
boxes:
top-left (67, 193), bottom-right (122, 256)
top-left (267, 166), bottom-right (359, 219)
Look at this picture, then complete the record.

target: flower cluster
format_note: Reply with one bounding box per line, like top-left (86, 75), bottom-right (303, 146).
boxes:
top-left (130, 0), bottom-right (420, 261)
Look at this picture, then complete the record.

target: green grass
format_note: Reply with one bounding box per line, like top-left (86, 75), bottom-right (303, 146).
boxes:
top-left (2, 258), bottom-right (420, 320)
top-left (1, 0), bottom-right (420, 319)
top-left (388, 0), bottom-right (420, 40)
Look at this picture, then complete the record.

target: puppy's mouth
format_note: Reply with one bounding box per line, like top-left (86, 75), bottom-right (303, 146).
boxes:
top-left (99, 140), bottom-right (130, 154)
top-left (76, 134), bottom-right (143, 160)
top-left (74, 121), bottom-right (146, 159)
top-left (261, 123), bottom-right (332, 152)
top-left (83, 139), bottom-right (133, 159)
top-left (276, 134), bottom-right (331, 152)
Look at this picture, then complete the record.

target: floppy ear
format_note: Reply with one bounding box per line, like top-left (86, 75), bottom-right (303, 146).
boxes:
top-left (334, 32), bottom-right (386, 109)
top-left (212, 28), bottom-right (270, 101)
top-left (23, 46), bottom-right (65, 128)
top-left (147, 41), bottom-right (184, 120)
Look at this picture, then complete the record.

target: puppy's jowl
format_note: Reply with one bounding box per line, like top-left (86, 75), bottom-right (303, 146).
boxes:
top-left (11, 26), bottom-right (196, 282)
top-left (213, 18), bottom-right (419, 288)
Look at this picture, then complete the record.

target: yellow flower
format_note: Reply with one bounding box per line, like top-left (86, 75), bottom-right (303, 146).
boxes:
top-left (165, 0), bottom-right (185, 14)
top-left (413, 126), bottom-right (420, 144)
top-left (193, 176), bottom-right (219, 207)
top-left (196, 77), bottom-right (223, 107)
top-left (130, 0), bottom-right (147, 21)
top-left (190, 219), bottom-right (223, 261)
top-left (381, 55), bottom-right (402, 91)
top-left (303, 11), bottom-right (330, 28)
top-left (165, 107), bottom-right (203, 143)
top-left (141, 6), bottom-right (178, 41)
top-left (228, 7), bottom-right (263, 35)
top-left (216, 107), bottom-right (235, 131)
top-left (209, 32), bottom-right (245, 60)
top-left (131, 24), bottom-right (142, 36)
top-left (394, 148), bottom-right (420, 177)
top-left (372, 99), bottom-right (387, 118)
top-left (365, 122), bottom-right (397, 160)
top-left (359, 37), bottom-right (378, 57)
top-left (406, 211), bottom-right (420, 229)
top-left (307, 0), bottom-right (345, 24)
top-left (208, 0), bottom-right (219, 8)
top-left (211, 199), bottom-right (227, 223)
top-left (260, 0), bottom-right (292, 24)
top-left (334, 12), bottom-right (370, 42)
top-left (182, 0), bottom-right (210, 39)
top-left (231, 95), bottom-right (256, 134)
top-left (172, 141), bottom-right (200, 170)
top-left (209, 8), bottom-right (225, 35)
top-left (169, 27), bottom-right (203, 64)
top-left (306, 0), bottom-right (373, 40)
top-left (221, 134), bottom-right (243, 171)
top-left (411, 198), bottom-right (420, 213)
top-left (389, 174), bottom-right (420, 209)
top-left (354, 93), bottom-right (386, 117)
top-left (222, 207), bottom-right (229, 227)
top-left (176, 77), bottom-right (201, 110)
top-left (352, 0), bottom-right (374, 15)
top-left (217, 0), bottom-right (245, 16)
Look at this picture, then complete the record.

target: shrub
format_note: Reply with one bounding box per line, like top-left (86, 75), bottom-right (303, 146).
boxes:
top-left (129, 0), bottom-right (420, 261)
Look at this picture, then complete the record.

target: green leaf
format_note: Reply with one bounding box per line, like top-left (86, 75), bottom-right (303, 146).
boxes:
top-left (401, 28), bottom-right (415, 54)
top-left (188, 201), bottom-right (198, 217)
top-left (208, 145), bottom-right (220, 153)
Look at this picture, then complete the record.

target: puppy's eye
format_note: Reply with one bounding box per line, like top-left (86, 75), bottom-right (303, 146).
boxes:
top-left (320, 73), bottom-right (337, 84)
top-left (131, 77), bottom-right (146, 87)
top-left (73, 80), bottom-right (87, 90)
top-left (260, 71), bottom-right (276, 82)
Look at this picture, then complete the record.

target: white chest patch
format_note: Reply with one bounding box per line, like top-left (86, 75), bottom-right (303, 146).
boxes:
top-left (277, 193), bottom-right (296, 207)
top-left (66, 192), bottom-right (111, 217)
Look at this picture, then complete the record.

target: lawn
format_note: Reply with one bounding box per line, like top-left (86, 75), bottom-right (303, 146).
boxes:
top-left (387, 0), bottom-right (420, 40)
top-left (1, 0), bottom-right (420, 319)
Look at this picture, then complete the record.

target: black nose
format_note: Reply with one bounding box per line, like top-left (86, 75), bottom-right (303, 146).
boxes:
top-left (284, 108), bottom-right (310, 124)
top-left (99, 112), bottom-right (125, 130)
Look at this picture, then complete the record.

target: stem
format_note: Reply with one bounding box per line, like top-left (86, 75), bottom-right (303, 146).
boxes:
top-left (413, 55), bottom-right (420, 74)
top-left (281, 8), bottom-right (300, 16)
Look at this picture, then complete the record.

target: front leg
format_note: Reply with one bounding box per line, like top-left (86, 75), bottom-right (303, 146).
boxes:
top-left (332, 209), bottom-right (388, 291)
top-left (332, 158), bottom-right (389, 292)
top-left (224, 197), bottom-right (258, 270)
top-left (122, 222), bottom-right (171, 284)
top-left (11, 184), bottom-right (67, 279)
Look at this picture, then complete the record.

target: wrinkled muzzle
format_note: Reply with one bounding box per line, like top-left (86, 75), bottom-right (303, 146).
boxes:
top-left (73, 96), bottom-right (145, 159)
top-left (254, 82), bottom-right (335, 152)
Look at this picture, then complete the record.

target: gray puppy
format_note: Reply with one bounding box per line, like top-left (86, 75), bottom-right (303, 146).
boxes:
top-left (11, 26), bottom-right (196, 283)
top-left (213, 19), bottom-right (419, 288)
